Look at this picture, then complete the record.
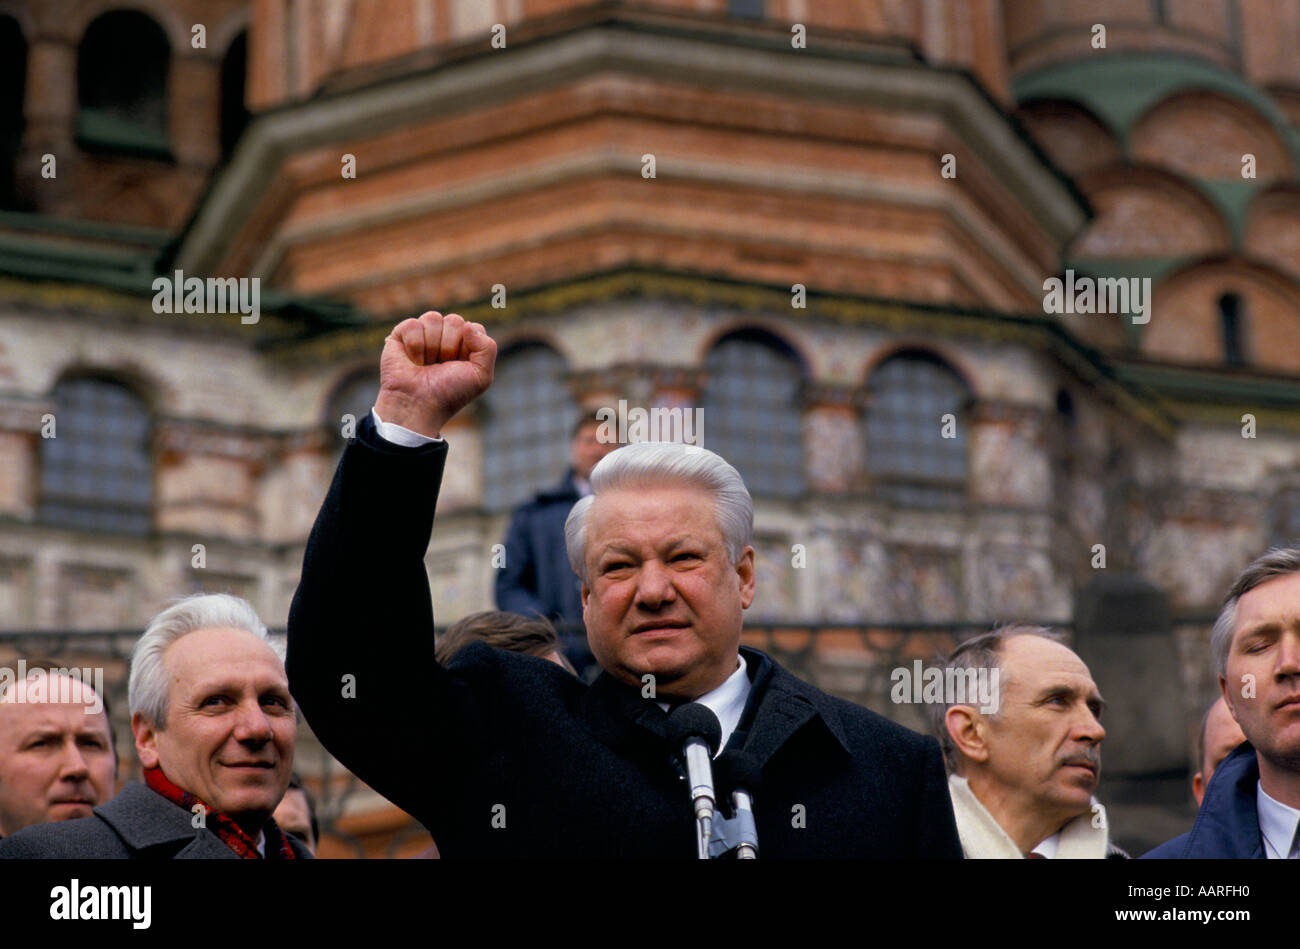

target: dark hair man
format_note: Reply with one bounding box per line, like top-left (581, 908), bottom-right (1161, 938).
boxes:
top-left (287, 310), bottom-right (961, 858)
top-left (0, 594), bottom-right (311, 859)
top-left (273, 775), bottom-right (319, 855)
top-left (1192, 696), bottom-right (1247, 807)
top-left (437, 611), bottom-right (577, 674)
top-left (0, 669), bottom-right (116, 839)
top-left (1146, 547), bottom-right (1300, 858)
top-left (495, 410), bottom-right (614, 676)
top-left (932, 626), bottom-right (1124, 858)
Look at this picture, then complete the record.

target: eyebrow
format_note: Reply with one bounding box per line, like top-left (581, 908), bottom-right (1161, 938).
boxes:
top-left (1034, 684), bottom-right (1106, 714)
top-left (189, 681), bottom-right (290, 699)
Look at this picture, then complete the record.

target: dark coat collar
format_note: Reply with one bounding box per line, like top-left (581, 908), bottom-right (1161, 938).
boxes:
top-left (577, 647), bottom-right (851, 770)
top-left (96, 781), bottom-right (310, 859)
top-left (1182, 742), bottom-right (1264, 858)
top-left (536, 470), bottom-right (581, 503)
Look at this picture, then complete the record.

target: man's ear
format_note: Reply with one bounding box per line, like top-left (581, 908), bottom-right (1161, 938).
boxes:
top-left (1192, 771), bottom-right (1205, 806)
top-left (1218, 673), bottom-right (1235, 720)
top-left (945, 705), bottom-right (989, 765)
top-left (132, 711), bottom-right (160, 770)
top-left (736, 546), bottom-right (756, 610)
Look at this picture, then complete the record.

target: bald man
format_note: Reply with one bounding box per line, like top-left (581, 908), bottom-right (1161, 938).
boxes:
top-left (0, 671), bottom-right (117, 838)
top-left (1193, 696), bottom-right (1247, 806)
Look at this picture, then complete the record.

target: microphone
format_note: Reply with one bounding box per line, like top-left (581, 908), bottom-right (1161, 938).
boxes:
top-left (666, 703), bottom-right (722, 858)
top-left (715, 750), bottom-right (762, 859)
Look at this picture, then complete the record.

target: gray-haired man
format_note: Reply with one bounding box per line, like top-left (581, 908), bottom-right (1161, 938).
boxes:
top-left (0, 594), bottom-right (310, 859)
top-left (286, 310), bottom-right (962, 858)
top-left (1146, 547), bottom-right (1300, 858)
top-left (932, 626), bottom-right (1124, 858)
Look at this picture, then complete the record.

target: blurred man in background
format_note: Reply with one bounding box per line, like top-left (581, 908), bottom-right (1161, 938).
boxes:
top-left (1192, 696), bottom-right (1247, 806)
top-left (274, 774), bottom-right (319, 856)
top-left (495, 410), bottom-right (614, 676)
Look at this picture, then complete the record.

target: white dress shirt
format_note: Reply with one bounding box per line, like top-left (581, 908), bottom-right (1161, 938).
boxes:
top-left (1257, 782), bottom-right (1300, 859)
top-left (1030, 831), bottom-right (1060, 859)
top-left (657, 655), bottom-right (751, 756)
top-left (372, 409), bottom-right (443, 447)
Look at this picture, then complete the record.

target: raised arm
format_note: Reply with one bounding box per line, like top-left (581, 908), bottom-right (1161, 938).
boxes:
top-left (286, 312), bottom-right (496, 824)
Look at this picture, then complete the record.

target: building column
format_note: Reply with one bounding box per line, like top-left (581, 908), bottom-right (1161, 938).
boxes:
top-left (802, 383), bottom-right (862, 494)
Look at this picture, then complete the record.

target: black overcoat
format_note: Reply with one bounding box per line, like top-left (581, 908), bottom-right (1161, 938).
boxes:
top-left (286, 417), bottom-right (962, 858)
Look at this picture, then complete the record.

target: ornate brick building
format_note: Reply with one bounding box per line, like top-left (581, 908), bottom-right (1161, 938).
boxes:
top-left (1, 0), bottom-right (1297, 854)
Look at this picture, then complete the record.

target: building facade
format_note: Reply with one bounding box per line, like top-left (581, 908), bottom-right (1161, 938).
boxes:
top-left (1, 0), bottom-right (1298, 855)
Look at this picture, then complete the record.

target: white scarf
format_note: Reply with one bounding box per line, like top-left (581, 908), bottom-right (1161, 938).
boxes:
top-left (947, 774), bottom-right (1111, 859)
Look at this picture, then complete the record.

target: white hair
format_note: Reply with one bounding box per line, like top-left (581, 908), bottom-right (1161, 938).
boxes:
top-left (129, 593), bottom-right (278, 728)
top-left (564, 441), bottom-right (754, 584)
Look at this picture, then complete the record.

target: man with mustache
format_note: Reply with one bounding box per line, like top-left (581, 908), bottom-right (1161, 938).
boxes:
top-left (933, 626), bottom-right (1124, 858)
top-left (1146, 548), bottom-right (1300, 858)
top-left (0, 594), bottom-right (310, 859)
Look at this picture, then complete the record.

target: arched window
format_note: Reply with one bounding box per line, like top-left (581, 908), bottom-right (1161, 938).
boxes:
top-left (480, 343), bottom-right (573, 511)
top-left (1219, 292), bottom-right (1246, 367)
top-left (220, 31), bottom-right (248, 159)
top-left (326, 369), bottom-right (380, 446)
top-left (39, 376), bottom-right (153, 534)
top-left (702, 330), bottom-right (806, 498)
top-left (864, 351), bottom-right (969, 507)
top-left (76, 11), bottom-right (170, 156)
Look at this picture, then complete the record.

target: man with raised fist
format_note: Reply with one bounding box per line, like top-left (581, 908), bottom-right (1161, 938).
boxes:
top-left (287, 311), bottom-right (961, 858)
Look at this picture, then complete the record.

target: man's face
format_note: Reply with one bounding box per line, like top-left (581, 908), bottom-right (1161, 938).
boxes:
top-left (980, 636), bottom-right (1106, 824)
top-left (1221, 571), bottom-right (1300, 773)
top-left (134, 627), bottom-right (296, 835)
top-left (1193, 696), bottom-right (1247, 805)
top-left (273, 788), bottom-right (315, 854)
top-left (0, 678), bottom-right (116, 836)
top-left (581, 484), bottom-right (754, 700)
top-left (572, 423), bottom-right (614, 480)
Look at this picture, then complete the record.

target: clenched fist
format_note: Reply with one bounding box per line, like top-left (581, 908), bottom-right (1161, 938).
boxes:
top-left (374, 311), bottom-right (497, 438)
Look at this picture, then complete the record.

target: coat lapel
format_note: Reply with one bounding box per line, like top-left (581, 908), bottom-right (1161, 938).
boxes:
top-left (734, 648), bottom-right (852, 771)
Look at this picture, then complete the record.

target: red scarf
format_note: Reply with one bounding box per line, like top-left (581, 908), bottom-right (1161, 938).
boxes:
top-left (144, 767), bottom-right (296, 860)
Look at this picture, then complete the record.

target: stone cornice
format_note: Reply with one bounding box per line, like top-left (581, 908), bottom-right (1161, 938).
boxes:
top-left (269, 267), bottom-right (1174, 437)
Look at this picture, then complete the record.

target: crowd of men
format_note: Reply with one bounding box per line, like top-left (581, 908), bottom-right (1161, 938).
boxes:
top-left (0, 311), bottom-right (1296, 860)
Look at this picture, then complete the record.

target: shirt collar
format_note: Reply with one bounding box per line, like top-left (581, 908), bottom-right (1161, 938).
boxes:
top-left (1256, 781), bottom-right (1300, 859)
top-left (657, 654), bottom-right (750, 755)
top-left (1030, 831), bottom-right (1060, 859)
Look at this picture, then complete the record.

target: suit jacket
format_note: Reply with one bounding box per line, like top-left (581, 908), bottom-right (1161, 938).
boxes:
top-left (0, 781), bottom-right (313, 859)
top-left (1143, 743), bottom-right (1265, 858)
top-left (286, 418), bottom-right (962, 858)
top-left (494, 470), bottom-right (584, 629)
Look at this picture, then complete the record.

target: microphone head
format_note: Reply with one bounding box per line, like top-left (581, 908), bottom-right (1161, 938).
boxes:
top-left (667, 703), bottom-right (723, 757)
top-left (716, 750), bottom-right (763, 796)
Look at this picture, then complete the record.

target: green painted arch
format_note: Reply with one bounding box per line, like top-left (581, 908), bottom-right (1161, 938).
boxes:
top-left (1014, 53), bottom-right (1299, 167)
